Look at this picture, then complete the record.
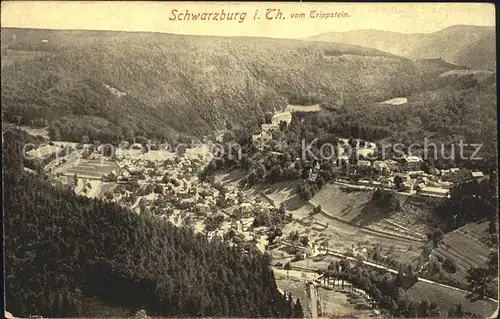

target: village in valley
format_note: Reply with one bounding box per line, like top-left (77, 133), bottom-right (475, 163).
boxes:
top-left (3, 4), bottom-right (498, 318)
top-left (21, 102), bottom-right (496, 318)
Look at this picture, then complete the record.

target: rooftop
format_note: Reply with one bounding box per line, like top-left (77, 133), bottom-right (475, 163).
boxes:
top-left (404, 156), bottom-right (422, 163)
top-left (420, 186), bottom-right (450, 194)
top-left (261, 123), bottom-right (279, 131)
top-left (271, 111), bottom-right (292, 125)
top-left (471, 171), bottom-right (484, 178)
top-left (357, 160), bottom-right (371, 166)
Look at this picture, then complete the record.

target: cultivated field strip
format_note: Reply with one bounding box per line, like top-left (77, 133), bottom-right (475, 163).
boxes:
top-left (436, 224), bottom-right (491, 269)
top-left (408, 281), bottom-right (498, 317)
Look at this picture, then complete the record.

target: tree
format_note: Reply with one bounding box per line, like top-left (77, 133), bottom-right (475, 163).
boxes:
top-left (162, 173), bottom-right (171, 184)
top-left (417, 299), bottom-right (430, 318)
top-left (293, 298), bottom-right (304, 318)
top-left (253, 209), bottom-right (270, 227)
top-left (145, 183), bottom-right (155, 194)
top-left (205, 215), bottom-right (224, 237)
top-left (313, 205), bottom-right (322, 215)
top-left (284, 262), bottom-right (292, 280)
top-left (448, 303), bottom-right (464, 318)
top-left (102, 144), bottom-right (114, 157)
top-left (267, 228), bottom-right (282, 245)
top-left (222, 131), bottom-right (235, 143)
top-left (427, 228), bottom-right (444, 247)
top-left (297, 184), bottom-right (313, 201)
top-left (443, 257), bottom-right (458, 274)
top-left (154, 184), bottom-right (164, 195)
top-left (485, 216), bottom-right (498, 248)
top-left (138, 198), bottom-right (146, 215)
top-left (315, 176), bottom-right (325, 188)
top-left (466, 266), bottom-right (493, 300)
top-left (486, 251), bottom-right (498, 276)
top-left (429, 301), bottom-right (440, 317)
top-left (269, 165), bottom-right (284, 182)
top-left (278, 203), bottom-right (286, 216)
top-left (176, 144), bottom-right (187, 157)
top-left (299, 236), bottom-right (309, 246)
top-left (289, 230), bottom-right (299, 242)
top-left (394, 175), bottom-right (404, 190)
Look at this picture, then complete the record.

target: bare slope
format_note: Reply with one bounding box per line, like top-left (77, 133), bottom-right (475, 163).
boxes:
top-left (305, 25), bottom-right (495, 70)
top-left (1, 27), bottom-right (454, 142)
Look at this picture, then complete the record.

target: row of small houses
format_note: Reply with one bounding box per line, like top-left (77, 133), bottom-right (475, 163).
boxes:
top-left (334, 163), bottom-right (485, 197)
top-left (336, 176), bottom-right (451, 198)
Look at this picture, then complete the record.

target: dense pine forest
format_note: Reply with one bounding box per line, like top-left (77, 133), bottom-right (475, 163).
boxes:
top-left (2, 128), bottom-right (304, 318)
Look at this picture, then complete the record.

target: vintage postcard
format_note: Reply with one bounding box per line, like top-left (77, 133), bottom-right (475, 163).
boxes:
top-left (1, 1), bottom-right (498, 318)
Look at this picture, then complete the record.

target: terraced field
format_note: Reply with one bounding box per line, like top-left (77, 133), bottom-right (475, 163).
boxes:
top-left (433, 221), bottom-right (492, 286)
top-left (309, 213), bottom-right (423, 265)
top-left (368, 196), bottom-right (435, 242)
top-left (310, 184), bottom-right (438, 243)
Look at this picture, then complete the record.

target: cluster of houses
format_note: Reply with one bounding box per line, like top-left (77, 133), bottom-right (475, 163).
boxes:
top-left (252, 110), bottom-right (293, 143)
top-left (250, 109), bottom-right (485, 199)
top-left (101, 151), bottom-right (204, 183)
top-left (343, 155), bottom-right (485, 197)
top-left (99, 147), bottom-right (288, 253)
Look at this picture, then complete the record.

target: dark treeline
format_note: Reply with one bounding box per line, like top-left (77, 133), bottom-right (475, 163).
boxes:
top-left (3, 128), bottom-right (303, 318)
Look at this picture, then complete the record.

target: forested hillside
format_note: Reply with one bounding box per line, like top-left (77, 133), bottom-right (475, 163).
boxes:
top-left (305, 25), bottom-right (496, 70)
top-left (2, 27), bottom-right (458, 143)
top-left (2, 128), bottom-right (303, 318)
top-left (331, 71), bottom-right (498, 156)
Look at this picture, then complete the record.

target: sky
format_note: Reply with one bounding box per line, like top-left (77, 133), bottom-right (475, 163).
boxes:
top-left (1, 1), bottom-right (496, 38)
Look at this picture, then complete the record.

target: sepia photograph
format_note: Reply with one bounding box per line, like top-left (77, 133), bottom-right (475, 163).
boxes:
top-left (1, 1), bottom-right (498, 318)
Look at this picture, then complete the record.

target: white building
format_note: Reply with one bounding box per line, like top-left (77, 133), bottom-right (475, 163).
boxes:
top-left (419, 186), bottom-right (450, 198)
top-left (271, 111), bottom-right (292, 126)
top-left (471, 171), bottom-right (484, 179)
